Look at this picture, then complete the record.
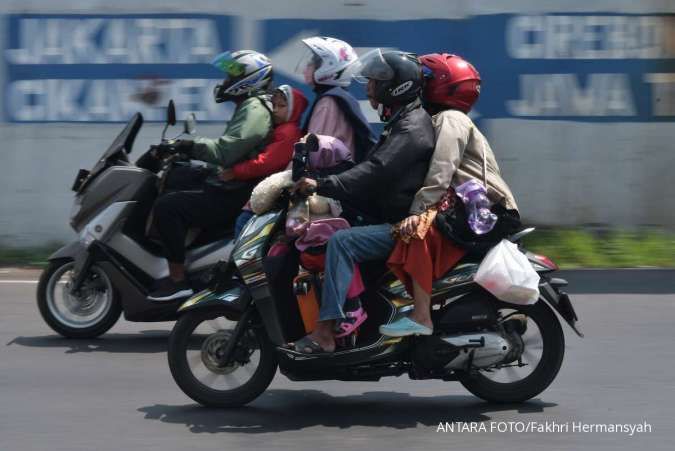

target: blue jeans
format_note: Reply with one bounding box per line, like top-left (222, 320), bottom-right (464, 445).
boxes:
top-left (319, 224), bottom-right (395, 321)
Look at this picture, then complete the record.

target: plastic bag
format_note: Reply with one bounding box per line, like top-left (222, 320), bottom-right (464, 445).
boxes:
top-left (474, 239), bottom-right (540, 305)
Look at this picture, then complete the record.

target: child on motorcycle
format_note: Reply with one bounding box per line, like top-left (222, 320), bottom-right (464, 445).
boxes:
top-left (290, 134), bottom-right (370, 338)
top-left (232, 85), bottom-right (309, 238)
top-left (248, 133), bottom-right (367, 340)
top-left (381, 53), bottom-right (521, 337)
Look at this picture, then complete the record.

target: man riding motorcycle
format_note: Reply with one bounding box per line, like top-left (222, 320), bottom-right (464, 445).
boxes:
top-left (164, 53), bottom-right (579, 407)
top-left (383, 53), bottom-right (521, 337)
top-left (292, 49), bottom-right (436, 353)
top-left (147, 50), bottom-right (274, 302)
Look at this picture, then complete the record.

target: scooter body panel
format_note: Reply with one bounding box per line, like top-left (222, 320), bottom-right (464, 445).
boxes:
top-left (53, 196), bottom-right (235, 323)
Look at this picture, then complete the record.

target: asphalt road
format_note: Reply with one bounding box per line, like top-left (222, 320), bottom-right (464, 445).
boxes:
top-left (1, 268), bottom-right (674, 451)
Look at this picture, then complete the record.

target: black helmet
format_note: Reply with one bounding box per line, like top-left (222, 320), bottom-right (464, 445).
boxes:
top-left (355, 49), bottom-right (423, 106)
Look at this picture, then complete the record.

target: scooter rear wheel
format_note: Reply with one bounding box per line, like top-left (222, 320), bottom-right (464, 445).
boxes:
top-left (458, 300), bottom-right (565, 403)
top-left (168, 308), bottom-right (277, 407)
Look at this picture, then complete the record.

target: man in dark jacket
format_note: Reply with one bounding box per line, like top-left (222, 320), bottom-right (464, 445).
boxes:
top-left (293, 50), bottom-right (435, 353)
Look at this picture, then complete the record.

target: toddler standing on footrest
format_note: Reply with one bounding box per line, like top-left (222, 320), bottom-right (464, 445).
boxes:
top-left (289, 134), bottom-right (367, 340)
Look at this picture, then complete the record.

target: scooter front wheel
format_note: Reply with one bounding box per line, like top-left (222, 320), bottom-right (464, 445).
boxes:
top-left (37, 259), bottom-right (121, 338)
top-left (168, 308), bottom-right (277, 407)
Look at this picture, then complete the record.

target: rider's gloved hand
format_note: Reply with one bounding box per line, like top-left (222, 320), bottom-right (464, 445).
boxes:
top-left (150, 140), bottom-right (194, 158)
top-left (149, 143), bottom-right (175, 158)
top-left (136, 148), bottom-right (163, 172)
top-left (173, 139), bottom-right (195, 156)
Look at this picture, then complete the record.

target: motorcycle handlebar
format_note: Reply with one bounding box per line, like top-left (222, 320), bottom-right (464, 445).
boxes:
top-left (150, 142), bottom-right (178, 157)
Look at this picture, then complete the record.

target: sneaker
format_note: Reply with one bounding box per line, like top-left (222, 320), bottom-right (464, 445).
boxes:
top-left (147, 279), bottom-right (194, 302)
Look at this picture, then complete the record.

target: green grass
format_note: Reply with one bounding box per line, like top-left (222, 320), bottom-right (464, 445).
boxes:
top-left (0, 242), bottom-right (64, 268)
top-left (522, 229), bottom-right (675, 269)
top-left (1, 229), bottom-right (674, 269)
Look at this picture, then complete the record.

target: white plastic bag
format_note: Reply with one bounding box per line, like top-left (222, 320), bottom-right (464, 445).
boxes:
top-left (474, 239), bottom-right (540, 305)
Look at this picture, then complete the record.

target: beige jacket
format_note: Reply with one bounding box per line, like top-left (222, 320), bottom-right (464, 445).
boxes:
top-left (409, 110), bottom-right (518, 215)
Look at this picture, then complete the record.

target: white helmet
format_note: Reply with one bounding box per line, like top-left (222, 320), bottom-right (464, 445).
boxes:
top-left (298, 37), bottom-right (358, 87)
top-left (211, 50), bottom-right (273, 102)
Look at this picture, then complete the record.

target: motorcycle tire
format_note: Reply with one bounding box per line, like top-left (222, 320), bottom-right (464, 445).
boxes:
top-left (458, 300), bottom-right (565, 403)
top-left (37, 258), bottom-right (122, 338)
top-left (168, 307), bottom-right (278, 407)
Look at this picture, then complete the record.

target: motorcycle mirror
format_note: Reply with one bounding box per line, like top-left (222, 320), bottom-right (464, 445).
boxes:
top-left (184, 113), bottom-right (197, 135)
top-left (167, 100), bottom-right (177, 126)
top-left (161, 100), bottom-right (177, 142)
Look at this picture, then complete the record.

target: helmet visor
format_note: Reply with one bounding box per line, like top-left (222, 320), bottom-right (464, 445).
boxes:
top-left (294, 46), bottom-right (322, 76)
top-left (353, 49), bottom-right (394, 84)
top-left (211, 51), bottom-right (246, 82)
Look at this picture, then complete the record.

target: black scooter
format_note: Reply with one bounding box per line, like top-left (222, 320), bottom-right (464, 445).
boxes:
top-left (166, 185), bottom-right (583, 407)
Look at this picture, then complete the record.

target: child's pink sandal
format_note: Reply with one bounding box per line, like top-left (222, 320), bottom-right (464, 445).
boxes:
top-left (334, 306), bottom-right (368, 338)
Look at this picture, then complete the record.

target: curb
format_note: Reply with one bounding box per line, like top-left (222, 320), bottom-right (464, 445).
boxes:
top-left (1, 268), bottom-right (673, 294)
top-left (557, 269), bottom-right (675, 294)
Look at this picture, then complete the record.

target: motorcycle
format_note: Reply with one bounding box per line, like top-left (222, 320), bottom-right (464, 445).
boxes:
top-left (167, 188), bottom-right (583, 407)
top-left (37, 101), bottom-right (236, 338)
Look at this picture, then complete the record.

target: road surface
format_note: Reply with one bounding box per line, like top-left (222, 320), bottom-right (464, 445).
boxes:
top-left (1, 268), bottom-right (674, 451)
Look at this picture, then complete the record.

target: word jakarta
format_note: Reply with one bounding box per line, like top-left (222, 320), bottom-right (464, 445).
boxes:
top-left (437, 421), bottom-right (652, 436)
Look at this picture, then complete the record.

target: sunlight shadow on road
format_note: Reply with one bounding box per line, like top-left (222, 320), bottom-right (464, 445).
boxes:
top-left (6, 330), bottom-right (171, 354)
top-left (137, 389), bottom-right (556, 433)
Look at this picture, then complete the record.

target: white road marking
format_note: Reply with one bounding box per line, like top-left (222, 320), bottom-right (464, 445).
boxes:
top-left (0, 280), bottom-right (39, 284)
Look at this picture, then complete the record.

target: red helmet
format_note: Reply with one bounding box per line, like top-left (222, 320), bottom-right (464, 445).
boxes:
top-left (419, 53), bottom-right (481, 113)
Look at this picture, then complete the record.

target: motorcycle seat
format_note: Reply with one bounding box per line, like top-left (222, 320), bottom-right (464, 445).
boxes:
top-left (142, 226), bottom-right (233, 258)
top-left (186, 226), bottom-right (234, 250)
top-left (446, 226), bottom-right (536, 264)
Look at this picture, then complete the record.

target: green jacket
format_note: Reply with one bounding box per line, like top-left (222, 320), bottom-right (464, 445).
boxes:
top-left (191, 95), bottom-right (273, 168)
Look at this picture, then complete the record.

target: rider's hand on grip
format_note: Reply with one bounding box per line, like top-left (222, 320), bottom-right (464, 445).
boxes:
top-left (173, 139), bottom-right (195, 157)
top-left (150, 140), bottom-right (193, 158)
top-left (150, 143), bottom-right (176, 158)
top-left (294, 177), bottom-right (318, 196)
